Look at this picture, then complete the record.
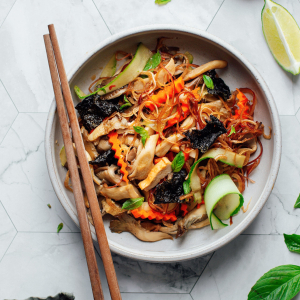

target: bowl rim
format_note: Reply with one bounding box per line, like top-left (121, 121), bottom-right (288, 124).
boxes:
top-left (45, 24), bottom-right (282, 262)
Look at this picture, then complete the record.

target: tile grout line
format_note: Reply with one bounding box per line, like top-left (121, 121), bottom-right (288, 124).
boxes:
top-left (205, 0), bottom-right (226, 32)
top-left (91, 0), bottom-right (113, 35)
top-left (0, 232), bottom-right (17, 265)
top-left (189, 252), bottom-right (215, 294)
top-left (0, 200), bottom-right (18, 232)
top-left (190, 293), bottom-right (195, 300)
top-left (0, 0), bottom-right (17, 29)
top-left (0, 79), bottom-right (19, 113)
top-left (0, 113), bottom-right (18, 146)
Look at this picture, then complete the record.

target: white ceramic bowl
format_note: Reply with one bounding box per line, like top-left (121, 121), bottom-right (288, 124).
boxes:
top-left (45, 25), bottom-right (281, 262)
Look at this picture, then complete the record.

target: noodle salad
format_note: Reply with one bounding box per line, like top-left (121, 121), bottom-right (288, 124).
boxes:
top-left (60, 39), bottom-right (271, 242)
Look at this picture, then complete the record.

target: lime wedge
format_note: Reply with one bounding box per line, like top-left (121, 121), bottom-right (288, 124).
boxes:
top-left (262, 0), bottom-right (300, 75)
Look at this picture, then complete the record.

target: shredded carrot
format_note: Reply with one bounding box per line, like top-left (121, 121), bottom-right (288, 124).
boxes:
top-left (154, 157), bottom-right (163, 164)
top-left (233, 89), bottom-right (250, 119)
top-left (180, 203), bottom-right (188, 216)
top-left (165, 104), bottom-right (189, 128)
top-left (131, 208), bottom-right (177, 222)
top-left (145, 77), bottom-right (185, 110)
top-left (183, 148), bottom-right (191, 161)
top-left (108, 131), bottom-right (129, 184)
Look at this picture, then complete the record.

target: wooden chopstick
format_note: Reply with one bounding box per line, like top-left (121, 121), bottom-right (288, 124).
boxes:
top-left (46, 24), bottom-right (122, 300)
top-left (44, 34), bottom-right (104, 300)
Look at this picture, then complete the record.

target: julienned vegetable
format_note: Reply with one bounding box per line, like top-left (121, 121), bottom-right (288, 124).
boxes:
top-left (204, 174), bottom-right (244, 230)
top-left (144, 51), bottom-right (161, 71)
top-left (187, 148), bottom-right (246, 202)
top-left (74, 43), bottom-right (152, 99)
top-left (74, 54), bottom-right (117, 100)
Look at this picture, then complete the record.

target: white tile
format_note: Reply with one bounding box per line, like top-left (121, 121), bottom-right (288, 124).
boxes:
top-left (0, 0), bottom-right (15, 27)
top-left (208, 0), bottom-right (300, 116)
top-left (0, 113), bottom-right (79, 232)
top-left (0, 201), bottom-right (16, 261)
top-left (93, 0), bottom-right (223, 35)
top-left (121, 294), bottom-right (193, 300)
top-left (0, 80), bottom-right (18, 144)
top-left (109, 252), bottom-right (211, 293)
top-left (191, 235), bottom-right (300, 300)
top-left (0, 0), bottom-right (111, 113)
top-left (0, 233), bottom-right (110, 300)
top-left (245, 116), bottom-right (300, 234)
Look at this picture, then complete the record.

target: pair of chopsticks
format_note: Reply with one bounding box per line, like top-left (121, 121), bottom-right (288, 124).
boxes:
top-left (44, 24), bottom-right (122, 300)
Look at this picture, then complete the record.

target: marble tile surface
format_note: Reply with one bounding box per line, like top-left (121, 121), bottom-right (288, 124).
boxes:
top-left (245, 116), bottom-right (300, 234)
top-left (191, 235), bottom-right (300, 300)
top-left (0, 113), bottom-right (79, 233)
top-left (0, 80), bottom-right (18, 144)
top-left (0, 0), bottom-right (300, 299)
top-left (0, 201), bottom-right (17, 261)
top-left (0, 0), bottom-right (15, 27)
top-left (93, 0), bottom-right (224, 34)
top-left (207, 0), bottom-right (300, 116)
top-left (0, 233), bottom-right (110, 300)
top-left (0, 0), bottom-right (111, 113)
top-left (110, 253), bottom-right (211, 293)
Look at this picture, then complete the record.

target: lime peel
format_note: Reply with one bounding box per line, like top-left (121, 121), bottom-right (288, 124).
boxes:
top-left (262, 0), bottom-right (300, 75)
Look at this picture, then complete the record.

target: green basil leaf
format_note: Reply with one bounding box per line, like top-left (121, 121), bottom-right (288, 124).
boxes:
top-left (284, 234), bottom-right (300, 254)
top-left (228, 125), bottom-right (236, 137)
top-left (203, 75), bottom-right (214, 90)
top-left (184, 51), bottom-right (193, 64)
top-left (47, 204), bottom-right (51, 209)
top-left (133, 126), bottom-right (149, 146)
top-left (155, 0), bottom-right (171, 5)
top-left (248, 265), bottom-right (300, 300)
top-left (122, 197), bottom-right (144, 210)
top-left (294, 194), bottom-right (300, 208)
top-left (144, 51), bottom-right (161, 71)
top-left (57, 223), bottom-right (63, 233)
top-left (183, 181), bottom-right (191, 194)
top-left (171, 151), bottom-right (185, 173)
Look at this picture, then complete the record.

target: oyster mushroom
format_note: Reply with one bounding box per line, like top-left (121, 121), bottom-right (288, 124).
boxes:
top-left (88, 115), bottom-right (128, 141)
top-left (177, 205), bottom-right (208, 237)
top-left (183, 60), bottom-right (228, 81)
top-left (101, 198), bottom-right (125, 217)
top-left (96, 165), bottom-right (121, 185)
top-left (97, 138), bottom-right (111, 152)
top-left (100, 184), bottom-right (141, 200)
top-left (100, 85), bottom-right (127, 100)
top-left (110, 214), bottom-right (173, 242)
top-left (129, 134), bottom-right (159, 180)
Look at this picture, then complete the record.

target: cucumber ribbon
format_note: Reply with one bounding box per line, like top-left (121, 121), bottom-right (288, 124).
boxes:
top-left (186, 148), bottom-right (246, 202)
top-left (74, 43), bottom-right (152, 100)
top-left (204, 174), bottom-right (244, 230)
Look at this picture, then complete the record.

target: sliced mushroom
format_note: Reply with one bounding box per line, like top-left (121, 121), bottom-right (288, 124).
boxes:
top-left (100, 184), bottom-right (141, 200)
top-left (190, 218), bottom-right (210, 229)
top-left (96, 165), bottom-right (121, 185)
top-left (138, 157), bottom-right (172, 191)
top-left (177, 205), bottom-right (207, 237)
top-left (101, 198), bottom-right (125, 216)
top-left (88, 115), bottom-right (128, 141)
top-left (100, 86), bottom-right (127, 100)
top-left (110, 213), bottom-right (173, 242)
top-left (127, 147), bottom-right (137, 162)
top-left (129, 134), bottom-right (159, 180)
top-left (183, 60), bottom-right (228, 81)
top-left (97, 138), bottom-right (111, 152)
top-left (122, 134), bottom-right (141, 148)
top-left (156, 58), bottom-right (175, 85)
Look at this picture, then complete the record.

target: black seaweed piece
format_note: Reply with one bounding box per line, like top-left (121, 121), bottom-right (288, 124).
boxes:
top-left (154, 170), bottom-right (187, 204)
top-left (205, 69), bottom-right (231, 100)
top-left (75, 94), bottom-right (120, 132)
top-left (184, 115), bottom-right (227, 154)
top-left (89, 149), bottom-right (118, 166)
